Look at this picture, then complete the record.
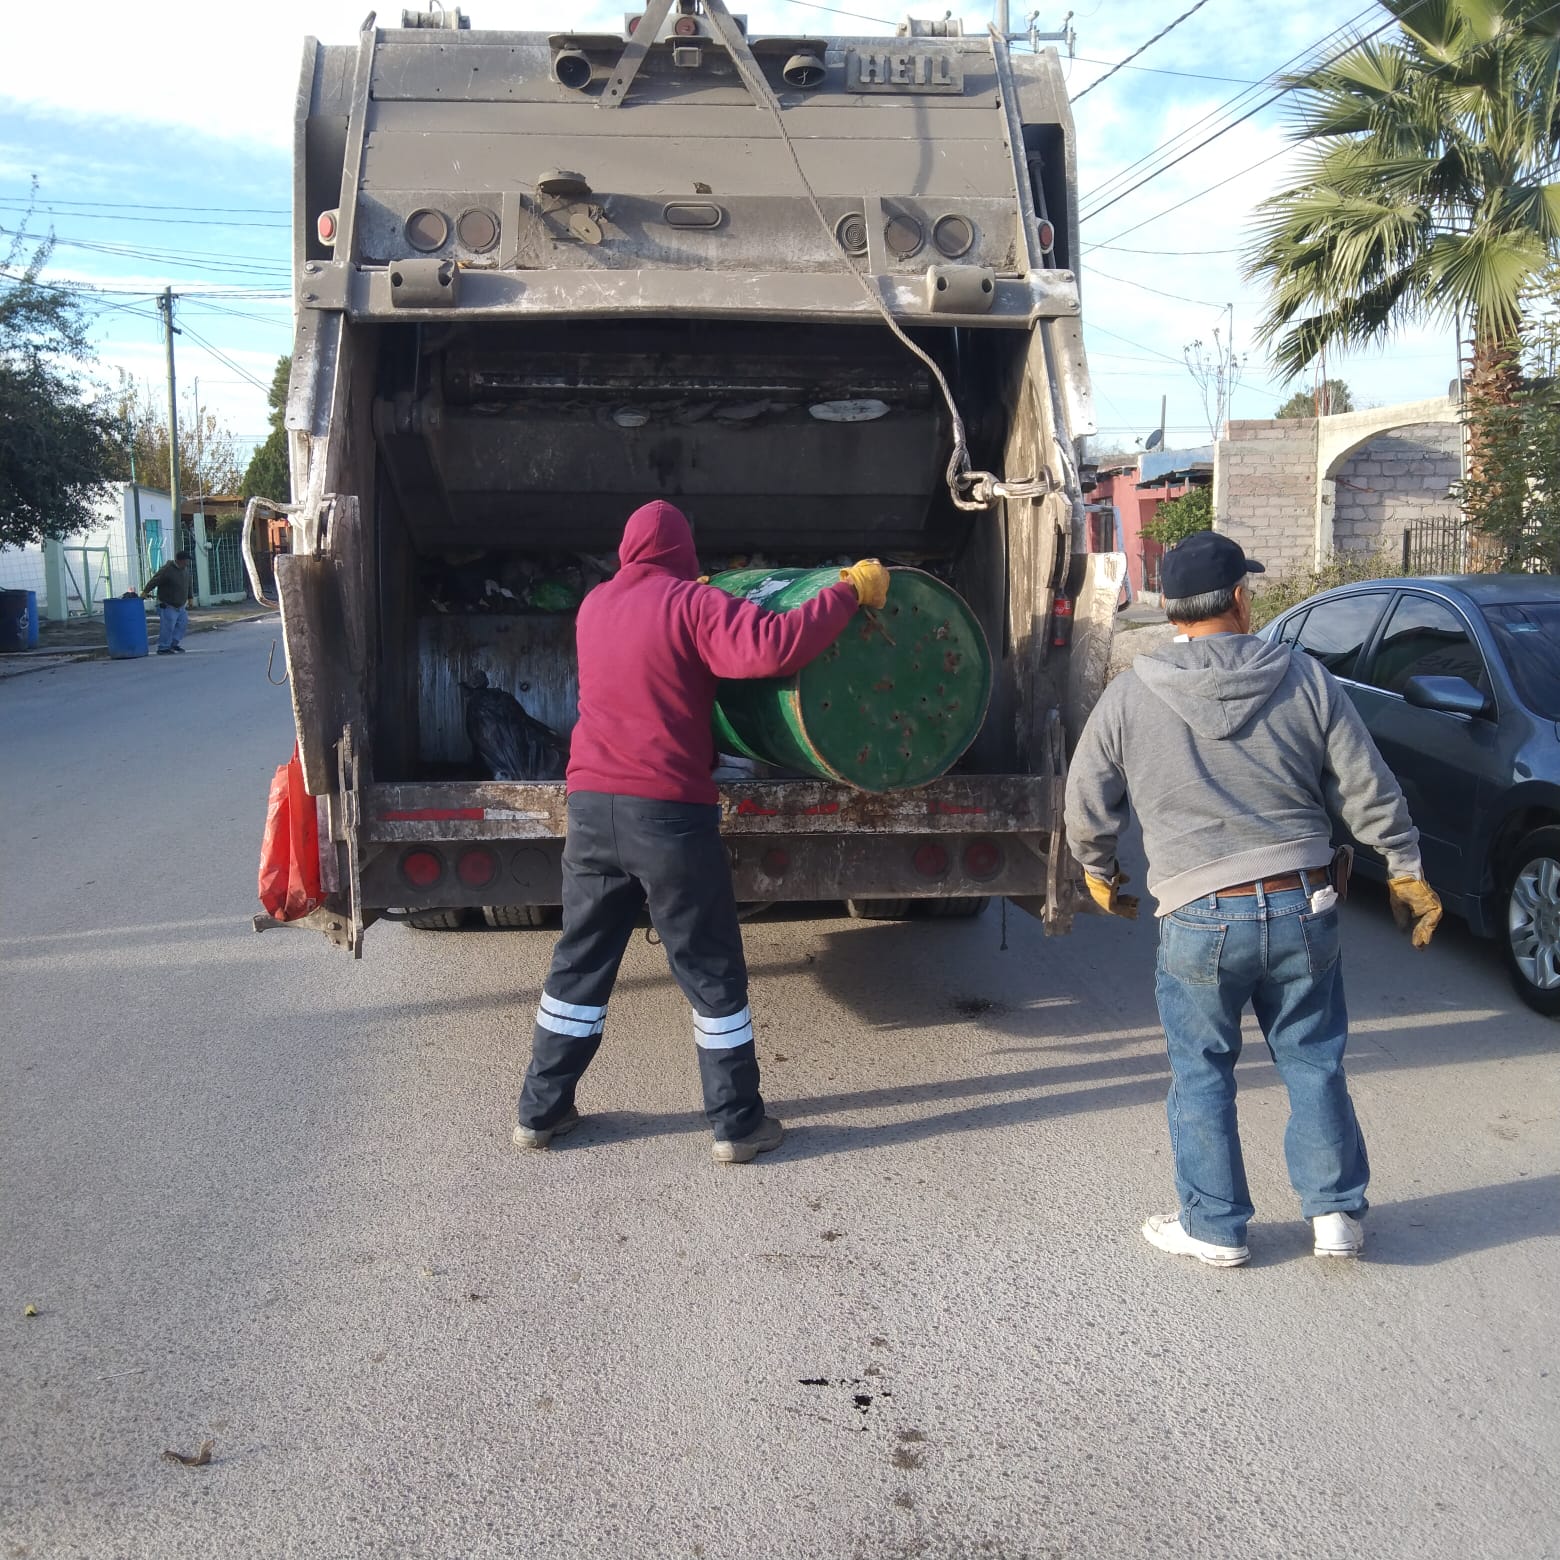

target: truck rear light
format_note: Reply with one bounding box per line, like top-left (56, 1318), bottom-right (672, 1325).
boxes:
top-left (400, 849), bottom-right (443, 888)
top-left (963, 840), bottom-right (1003, 881)
top-left (456, 207), bottom-right (499, 252)
top-left (761, 847), bottom-right (790, 876)
top-left (1050, 596), bottom-right (1074, 647)
top-left (913, 841), bottom-right (949, 878)
top-left (1037, 218), bottom-right (1056, 254)
top-left (316, 209), bottom-right (338, 245)
top-left (932, 213), bottom-right (975, 258)
top-left (457, 847), bottom-right (498, 888)
top-left (405, 208), bottom-right (449, 252)
top-left (674, 13), bottom-right (699, 33)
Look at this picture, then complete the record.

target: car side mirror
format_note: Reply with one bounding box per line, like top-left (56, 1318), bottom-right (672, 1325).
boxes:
top-left (1403, 674), bottom-right (1490, 718)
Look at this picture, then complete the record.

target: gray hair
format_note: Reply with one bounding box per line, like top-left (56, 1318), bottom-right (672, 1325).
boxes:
top-left (1163, 585), bottom-right (1239, 625)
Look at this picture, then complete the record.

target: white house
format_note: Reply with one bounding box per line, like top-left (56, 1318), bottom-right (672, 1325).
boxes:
top-left (0, 484), bottom-right (178, 621)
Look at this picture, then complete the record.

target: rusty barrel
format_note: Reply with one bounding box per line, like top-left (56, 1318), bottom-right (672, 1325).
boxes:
top-left (709, 567), bottom-right (991, 793)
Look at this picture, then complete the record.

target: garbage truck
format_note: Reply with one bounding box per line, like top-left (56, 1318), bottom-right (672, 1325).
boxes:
top-left (249, 0), bottom-right (1124, 955)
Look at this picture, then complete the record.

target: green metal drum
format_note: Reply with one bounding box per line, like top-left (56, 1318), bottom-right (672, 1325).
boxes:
top-left (709, 567), bottom-right (991, 793)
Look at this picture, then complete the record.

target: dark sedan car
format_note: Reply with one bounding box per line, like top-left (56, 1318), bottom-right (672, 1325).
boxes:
top-left (1263, 575), bottom-right (1560, 1014)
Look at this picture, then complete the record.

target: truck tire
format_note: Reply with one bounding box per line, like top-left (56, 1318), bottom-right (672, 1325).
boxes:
top-left (1501, 826), bottom-right (1560, 1017)
top-left (922, 897), bottom-right (988, 919)
top-left (845, 898), bottom-right (912, 920)
top-left (405, 908), bottom-right (468, 931)
top-left (483, 904), bottom-right (551, 929)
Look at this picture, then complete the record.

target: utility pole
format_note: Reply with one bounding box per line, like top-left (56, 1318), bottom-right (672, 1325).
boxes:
top-left (125, 408), bottom-right (146, 585)
top-left (158, 287), bottom-right (181, 573)
top-left (998, 6), bottom-right (1075, 49)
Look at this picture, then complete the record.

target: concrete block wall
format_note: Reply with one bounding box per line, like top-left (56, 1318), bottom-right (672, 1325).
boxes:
top-left (1213, 416), bottom-right (1319, 575)
top-left (1332, 423), bottom-right (1462, 557)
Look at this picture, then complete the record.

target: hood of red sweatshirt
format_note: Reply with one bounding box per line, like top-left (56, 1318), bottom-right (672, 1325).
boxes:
top-left (617, 500), bottom-right (699, 580)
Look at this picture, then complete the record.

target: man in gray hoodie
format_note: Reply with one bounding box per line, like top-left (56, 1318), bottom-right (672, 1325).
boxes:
top-left (1065, 531), bottom-right (1443, 1268)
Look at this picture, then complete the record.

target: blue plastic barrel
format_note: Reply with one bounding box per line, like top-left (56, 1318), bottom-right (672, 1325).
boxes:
top-left (0, 589), bottom-right (26, 653)
top-left (104, 597), bottom-right (150, 659)
top-left (24, 590), bottom-right (38, 648)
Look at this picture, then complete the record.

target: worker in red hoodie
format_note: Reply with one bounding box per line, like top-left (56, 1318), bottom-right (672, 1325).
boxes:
top-left (515, 500), bottom-right (889, 1164)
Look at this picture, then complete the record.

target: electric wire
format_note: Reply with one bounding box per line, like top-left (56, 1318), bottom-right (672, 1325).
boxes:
top-left (1080, 8), bottom-right (1401, 226)
top-left (1077, 2), bottom-right (1379, 217)
top-left (1070, 0), bottom-right (1216, 103)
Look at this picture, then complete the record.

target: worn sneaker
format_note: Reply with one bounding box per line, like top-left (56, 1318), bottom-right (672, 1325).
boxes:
top-left (512, 1106), bottom-right (580, 1150)
top-left (1141, 1212), bottom-right (1250, 1268)
top-left (1312, 1211), bottom-right (1365, 1257)
top-left (170, 645), bottom-right (187, 653)
top-left (711, 1115), bottom-right (784, 1165)
top-left (156, 648), bottom-right (173, 656)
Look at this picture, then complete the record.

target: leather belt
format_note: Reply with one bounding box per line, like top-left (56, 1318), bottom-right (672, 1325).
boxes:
top-left (1216, 870), bottom-right (1326, 898)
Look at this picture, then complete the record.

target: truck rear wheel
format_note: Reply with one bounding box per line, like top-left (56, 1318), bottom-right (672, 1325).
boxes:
top-left (483, 904), bottom-right (552, 929)
top-left (845, 899), bottom-right (912, 920)
top-left (922, 897), bottom-right (988, 919)
top-left (405, 908), bottom-right (469, 931)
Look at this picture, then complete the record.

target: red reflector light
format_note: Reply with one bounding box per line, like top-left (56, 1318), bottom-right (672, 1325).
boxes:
top-left (627, 13), bottom-right (639, 30)
top-left (1037, 218), bottom-right (1055, 253)
top-left (457, 848), bottom-right (498, 889)
top-left (1050, 596), bottom-right (1074, 648)
top-left (963, 840), bottom-right (1003, 881)
top-left (400, 849), bottom-right (442, 889)
top-left (913, 842), bottom-right (949, 878)
top-left (761, 847), bottom-right (790, 876)
top-left (316, 209), bottom-right (338, 244)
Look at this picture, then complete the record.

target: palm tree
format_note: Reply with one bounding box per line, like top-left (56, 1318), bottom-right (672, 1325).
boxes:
top-left (1246, 0), bottom-right (1560, 414)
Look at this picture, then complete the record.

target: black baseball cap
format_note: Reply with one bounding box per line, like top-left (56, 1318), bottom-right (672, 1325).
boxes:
top-left (1160, 530), bottom-right (1264, 599)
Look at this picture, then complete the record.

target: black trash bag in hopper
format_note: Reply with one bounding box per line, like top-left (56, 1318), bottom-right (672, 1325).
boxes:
top-left (461, 671), bottom-right (569, 781)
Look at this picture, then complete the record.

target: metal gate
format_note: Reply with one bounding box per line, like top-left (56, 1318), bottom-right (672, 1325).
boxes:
top-left (1401, 517), bottom-right (1468, 575)
top-left (208, 531), bottom-right (246, 596)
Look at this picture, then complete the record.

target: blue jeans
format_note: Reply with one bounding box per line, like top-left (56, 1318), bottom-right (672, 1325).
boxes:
top-left (1155, 883), bottom-right (1369, 1247)
top-left (157, 605), bottom-right (188, 650)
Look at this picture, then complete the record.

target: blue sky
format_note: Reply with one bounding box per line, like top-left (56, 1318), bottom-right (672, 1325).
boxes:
top-left (0, 0), bottom-right (1461, 463)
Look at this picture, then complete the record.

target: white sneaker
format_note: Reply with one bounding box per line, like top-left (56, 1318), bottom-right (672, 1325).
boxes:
top-left (1141, 1212), bottom-right (1249, 1268)
top-left (1312, 1211), bottom-right (1364, 1257)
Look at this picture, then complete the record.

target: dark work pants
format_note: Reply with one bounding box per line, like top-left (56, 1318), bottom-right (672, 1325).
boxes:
top-left (518, 792), bottom-right (763, 1142)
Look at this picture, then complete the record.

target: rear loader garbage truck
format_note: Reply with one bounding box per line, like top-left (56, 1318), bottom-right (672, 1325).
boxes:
top-left (248, 0), bottom-right (1124, 955)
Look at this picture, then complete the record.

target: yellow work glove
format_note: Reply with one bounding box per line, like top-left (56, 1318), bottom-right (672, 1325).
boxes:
top-left (839, 559), bottom-right (890, 610)
top-left (1388, 876), bottom-right (1443, 949)
top-left (1084, 870), bottom-right (1139, 921)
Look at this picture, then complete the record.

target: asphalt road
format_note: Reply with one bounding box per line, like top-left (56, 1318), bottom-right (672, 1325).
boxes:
top-left (3, 621), bottom-right (1557, 1560)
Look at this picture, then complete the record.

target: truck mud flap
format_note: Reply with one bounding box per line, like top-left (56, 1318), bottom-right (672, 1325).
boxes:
top-left (1007, 709), bottom-right (1080, 937)
top-left (274, 495), bottom-right (369, 798)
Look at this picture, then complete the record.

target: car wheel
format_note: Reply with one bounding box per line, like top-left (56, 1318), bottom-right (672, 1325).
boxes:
top-left (921, 897), bottom-right (988, 919)
top-left (405, 907), bottom-right (468, 931)
top-left (1502, 826), bottom-right (1560, 1016)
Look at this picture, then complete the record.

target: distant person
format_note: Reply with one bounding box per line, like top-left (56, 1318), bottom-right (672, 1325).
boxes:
top-left (1064, 531), bottom-right (1442, 1267)
top-left (142, 550), bottom-right (194, 655)
top-left (515, 499), bottom-right (888, 1164)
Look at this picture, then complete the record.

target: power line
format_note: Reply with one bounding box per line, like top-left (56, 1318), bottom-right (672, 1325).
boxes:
top-left (1085, 262), bottom-right (1255, 309)
top-left (1070, 0), bottom-right (1217, 103)
top-left (1078, 2), bottom-right (1379, 218)
top-left (1080, 8), bottom-right (1400, 227)
top-left (1069, 52), bottom-right (1261, 86)
top-left (0, 195), bottom-right (288, 216)
top-left (175, 321), bottom-right (273, 394)
top-left (1084, 143), bottom-right (1291, 250)
top-left (0, 202), bottom-right (290, 231)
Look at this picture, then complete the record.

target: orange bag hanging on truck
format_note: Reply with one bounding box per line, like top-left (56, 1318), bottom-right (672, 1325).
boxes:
top-left (258, 745), bottom-right (324, 921)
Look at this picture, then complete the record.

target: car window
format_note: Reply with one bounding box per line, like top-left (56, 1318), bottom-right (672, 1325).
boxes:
top-left (1483, 601), bottom-right (1560, 719)
top-left (1273, 608), bottom-right (1309, 646)
top-left (1293, 594), bottom-right (1387, 679)
top-left (1365, 594), bottom-right (1490, 697)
